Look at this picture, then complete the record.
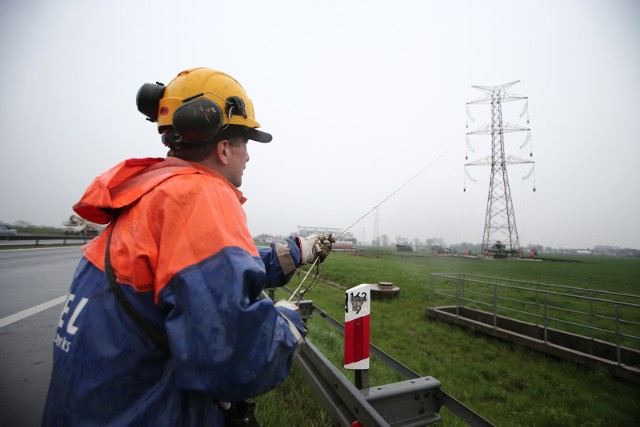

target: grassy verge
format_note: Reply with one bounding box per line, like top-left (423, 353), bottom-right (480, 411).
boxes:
top-left (256, 250), bottom-right (640, 426)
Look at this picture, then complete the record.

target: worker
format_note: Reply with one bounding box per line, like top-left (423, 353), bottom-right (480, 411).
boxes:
top-left (41, 67), bottom-right (335, 426)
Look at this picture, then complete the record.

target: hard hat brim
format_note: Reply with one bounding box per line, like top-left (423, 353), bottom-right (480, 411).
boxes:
top-left (244, 127), bottom-right (272, 143)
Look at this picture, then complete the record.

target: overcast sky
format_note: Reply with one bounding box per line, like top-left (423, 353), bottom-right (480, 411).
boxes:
top-left (1, 0), bottom-right (638, 249)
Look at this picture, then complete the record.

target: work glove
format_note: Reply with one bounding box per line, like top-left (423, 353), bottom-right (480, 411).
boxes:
top-left (275, 300), bottom-right (307, 345)
top-left (297, 234), bottom-right (336, 265)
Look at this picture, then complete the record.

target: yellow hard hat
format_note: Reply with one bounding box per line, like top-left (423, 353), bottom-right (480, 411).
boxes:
top-left (136, 67), bottom-right (271, 144)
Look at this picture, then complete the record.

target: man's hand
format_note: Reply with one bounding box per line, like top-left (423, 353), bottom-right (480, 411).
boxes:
top-left (297, 234), bottom-right (336, 265)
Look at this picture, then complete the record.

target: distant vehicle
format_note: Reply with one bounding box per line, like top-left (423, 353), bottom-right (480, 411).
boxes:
top-left (396, 244), bottom-right (414, 252)
top-left (0, 225), bottom-right (18, 236)
top-left (63, 215), bottom-right (99, 236)
top-left (431, 245), bottom-right (452, 255)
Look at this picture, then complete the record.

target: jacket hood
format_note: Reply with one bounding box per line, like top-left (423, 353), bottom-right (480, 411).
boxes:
top-left (73, 157), bottom-right (210, 224)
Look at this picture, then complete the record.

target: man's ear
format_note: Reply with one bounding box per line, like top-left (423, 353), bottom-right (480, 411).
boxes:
top-left (215, 140), bottom-right (230, 165)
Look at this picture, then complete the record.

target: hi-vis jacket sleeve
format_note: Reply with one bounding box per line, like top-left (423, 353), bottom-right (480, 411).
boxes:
top-left (159, 247), bottom-right (300, 400)
top-left (258, 236), bottom-right (303, 286)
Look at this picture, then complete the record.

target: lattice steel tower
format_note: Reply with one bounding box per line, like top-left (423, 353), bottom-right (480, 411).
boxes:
top-left (372, 207), bottom-right (380, 246)
top-left (465, 81), bottom-right (534, 257)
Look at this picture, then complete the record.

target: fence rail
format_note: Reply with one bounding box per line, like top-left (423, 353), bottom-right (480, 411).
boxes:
top-left (429, 273), bottom-right (640, 358)
top-left (0, 235), bottom-right (93, 246)
top-left (271, 286), bottom-right (495, 426)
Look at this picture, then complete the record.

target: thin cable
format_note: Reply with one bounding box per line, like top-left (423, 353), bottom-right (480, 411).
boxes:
top-left (289, 140), bottom-right (457, 301)
top-left (338, 141), bottom-right (457, 239)
top-left (288, 257), bottom-right (320, 301)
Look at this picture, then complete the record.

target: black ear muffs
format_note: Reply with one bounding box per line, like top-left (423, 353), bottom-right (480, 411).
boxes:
top-left (225, 95), bottom-right (247, 119)
top-left (136, 82), bottom-right (165, 122)
top-left (161, 130), bottom-right (182, 148)
top-left (172, 97), bottom-right (224, 143)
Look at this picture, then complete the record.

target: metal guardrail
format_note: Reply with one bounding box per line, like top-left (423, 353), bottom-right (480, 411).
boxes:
top-left (0, 235), bottom-right (94, 245)
top-left (429, 273), bottom-right (640, 358)
top-left (269, 286), bottom-right (495, 426)
top-left (311, 305), bottom-right (495, 427)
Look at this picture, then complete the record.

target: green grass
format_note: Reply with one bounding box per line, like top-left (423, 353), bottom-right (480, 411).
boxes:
top-left (255, 250), bottom-right (640, 426)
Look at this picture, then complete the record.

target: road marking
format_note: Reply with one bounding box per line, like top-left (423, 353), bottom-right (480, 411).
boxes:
top-left (0, 295), bottom-right (67, 328)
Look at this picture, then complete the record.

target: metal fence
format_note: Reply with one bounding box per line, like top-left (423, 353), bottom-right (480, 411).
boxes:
top-left (428, 273), bottom-right (640, 355)
top-left (0, 235), bottom-right (93, 246)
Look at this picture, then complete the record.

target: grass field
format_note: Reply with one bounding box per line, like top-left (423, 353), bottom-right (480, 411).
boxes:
top-left (256, 249), bottom-right (640, 426)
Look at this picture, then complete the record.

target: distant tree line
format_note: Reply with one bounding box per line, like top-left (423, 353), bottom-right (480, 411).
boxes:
top-left (5, 220), bottom-right (638, 257)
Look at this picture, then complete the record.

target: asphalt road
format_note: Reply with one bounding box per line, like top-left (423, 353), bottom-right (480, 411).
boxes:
top-left (0, 247), bottom-right (82, 427)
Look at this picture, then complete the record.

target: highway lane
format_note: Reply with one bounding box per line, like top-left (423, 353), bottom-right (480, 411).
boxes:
top-left (0, 247), bottom-right (81, 317)
top-left (0, 247), bottom-right (83, 427)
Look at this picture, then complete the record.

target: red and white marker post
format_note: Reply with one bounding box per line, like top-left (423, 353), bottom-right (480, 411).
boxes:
top-left (344, 283), bottom-right (371, 389)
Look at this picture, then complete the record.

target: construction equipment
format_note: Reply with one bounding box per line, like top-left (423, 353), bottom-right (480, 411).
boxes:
top-left (63, 215), bottom-right (99, 236)
top-left (483, 240), bottom-right (519, 259)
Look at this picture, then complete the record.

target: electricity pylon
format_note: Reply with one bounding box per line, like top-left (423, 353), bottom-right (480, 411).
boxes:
top-left (372, 207), bottom-right (380, 246)
top-left (465, 81), bottom-right (534, 257)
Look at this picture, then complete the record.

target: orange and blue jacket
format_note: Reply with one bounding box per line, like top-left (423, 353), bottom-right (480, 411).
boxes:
top-left (42, 157), bottom-right (304, 426)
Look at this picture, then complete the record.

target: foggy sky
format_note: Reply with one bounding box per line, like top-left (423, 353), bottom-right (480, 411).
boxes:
top-left (1, 0), bottom-right (638, 249)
